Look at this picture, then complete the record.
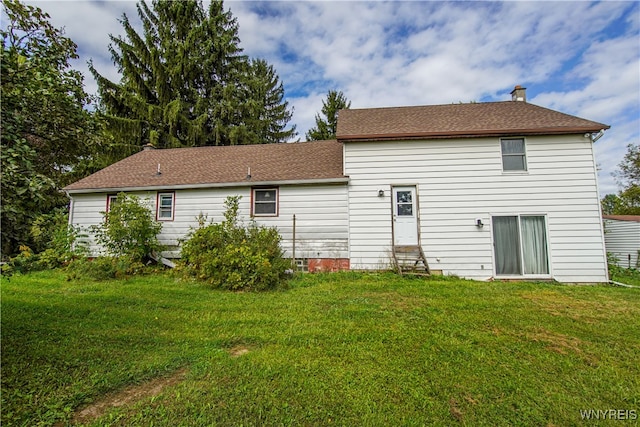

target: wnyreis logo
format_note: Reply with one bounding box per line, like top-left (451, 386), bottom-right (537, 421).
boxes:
top-left (580, 409), bottom-right (637, 420)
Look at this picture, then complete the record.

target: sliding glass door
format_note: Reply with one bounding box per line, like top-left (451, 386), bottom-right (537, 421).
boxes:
top-left (493, 215), bottom-right (549, 276)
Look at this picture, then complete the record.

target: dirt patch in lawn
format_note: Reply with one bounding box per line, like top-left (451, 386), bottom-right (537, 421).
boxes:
top-left (524, 328), bottom-right (583, 355)
top-left (70, 368), bottom-right (188, 425)
top-left (228, 345), bottom-right (250, 357)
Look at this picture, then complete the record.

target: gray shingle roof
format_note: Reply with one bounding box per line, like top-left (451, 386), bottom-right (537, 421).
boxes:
top-left (336, 101), bottom-right (609, 141)
top-left (65, 140), bottom-right (345, 192)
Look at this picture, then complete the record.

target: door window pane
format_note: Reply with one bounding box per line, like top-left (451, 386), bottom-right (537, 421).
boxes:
top-left (397, 204), bottom-right (413, 216)
top-left (397, 191), bottom-right (412, 203)
top-left (396, 191), bottom-right (413, 216)
top-left (493, 216), bottom-right (522, 275)
top-left (521, 216), bottom-right (549, 274)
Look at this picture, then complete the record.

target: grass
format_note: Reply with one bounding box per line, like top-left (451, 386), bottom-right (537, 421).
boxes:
top-left (610, 266), bottom-right (640, 287)
top-left (2, 271), bottom-right (639, 426)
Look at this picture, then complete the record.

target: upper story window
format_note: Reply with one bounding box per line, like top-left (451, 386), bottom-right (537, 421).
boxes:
top-left (253, 188), bottom-right (278, 216)
top-left (501, 138), bottom-right (527, 171)
top-left (156, 192), bottom-right (175, 221)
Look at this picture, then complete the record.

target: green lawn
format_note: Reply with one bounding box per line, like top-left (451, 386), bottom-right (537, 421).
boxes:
top-left (611, 267), bottom-right (640, 287)
top-left (2, 271), bottom-right (639, 426)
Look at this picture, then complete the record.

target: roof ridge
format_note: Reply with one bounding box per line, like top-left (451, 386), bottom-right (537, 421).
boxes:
top-left (342, 100), bottom-right (517, 112)
top-left (136, 139), bottom-right (340, 154)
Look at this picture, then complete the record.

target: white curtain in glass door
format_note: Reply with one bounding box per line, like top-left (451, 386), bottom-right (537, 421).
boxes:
top-left (521, 216), bottom-right (549, 274)
top-left (493, 215), bottom-right (549, 276)
top-left (493, 216), bottom-right (521, 275)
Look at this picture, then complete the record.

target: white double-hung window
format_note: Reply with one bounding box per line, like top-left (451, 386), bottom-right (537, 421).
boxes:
top-left (156, 192), bottom-right (175, 221)
top-left (501, 138), bottom-right (527, 171)
top-left (252, 188), bottom-right (278, 216)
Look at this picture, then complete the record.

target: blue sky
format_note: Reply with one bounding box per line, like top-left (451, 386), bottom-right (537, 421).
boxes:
top-left (20, 0), bottom-right (640, 196)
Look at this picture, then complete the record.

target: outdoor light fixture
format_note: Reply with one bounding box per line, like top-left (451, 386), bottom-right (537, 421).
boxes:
top-left (476, 218), bottom-right (484, 228)
top-left (378, 189), bottom-right (385, 197)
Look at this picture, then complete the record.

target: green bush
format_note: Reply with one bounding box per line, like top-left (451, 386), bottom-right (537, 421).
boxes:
top-left (180, 196), bottom-right (290, 291)
top-left (32, 209), bottom-right (88, 267)
top-left (91, 193), bottom-right (163, 262)
top-left (66, 256), bottom-right (146, 281)
top-left (1, 211), bottom-right (87, 276)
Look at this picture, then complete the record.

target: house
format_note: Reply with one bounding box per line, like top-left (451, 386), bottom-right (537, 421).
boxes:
top-left (603, 215), bottom-right (640, 269)
top-left (64, 86), bottom-right (611, 282)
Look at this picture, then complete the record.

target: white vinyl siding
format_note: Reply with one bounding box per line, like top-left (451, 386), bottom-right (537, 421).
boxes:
top-left (604, 219), bottom-right (640, 269)
top-left (69, 184), bottom-right (348, 260)
top-left (344, 135), bottom-right (607, 282)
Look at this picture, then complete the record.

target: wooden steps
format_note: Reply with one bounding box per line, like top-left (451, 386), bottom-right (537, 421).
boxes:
top-left (392, 245), bottom-right (430, 275)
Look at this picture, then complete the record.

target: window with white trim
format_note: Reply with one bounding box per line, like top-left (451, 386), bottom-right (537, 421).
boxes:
top-left (501, 138), bottom-right (527, 171)
top-left (156, 192), bottom-right (175, 221)
top-left (253, 188), bottom-right (278, 216)
top-left (492, 215), bottom-right (549, 276)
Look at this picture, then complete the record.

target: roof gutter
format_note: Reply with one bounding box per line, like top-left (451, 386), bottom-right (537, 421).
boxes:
top-left (65, 176), bottom-right (350, 195)
top-left (588, 129), bottom-right (606, 143)
top-left (338, 126), bottom-right (611, 142)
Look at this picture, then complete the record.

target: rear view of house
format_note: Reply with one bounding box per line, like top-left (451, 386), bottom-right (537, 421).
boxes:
top-left (337, 86), bottom-right (610, 283)
top-left (65, 86), bottom-right (610, 283)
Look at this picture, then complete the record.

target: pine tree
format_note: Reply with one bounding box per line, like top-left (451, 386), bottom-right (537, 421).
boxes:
top-left (91, 0), bottom-right (295, 151)
top-left (306, 90), bottom-right (351, 141)
top-left (242, 59), bottom-right (297, 144)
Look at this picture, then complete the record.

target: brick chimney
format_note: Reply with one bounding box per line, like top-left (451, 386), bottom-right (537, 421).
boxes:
top-left (510, 85), bottom-right (527, 102)
top-left (142, 143), bottom-right (156, 151)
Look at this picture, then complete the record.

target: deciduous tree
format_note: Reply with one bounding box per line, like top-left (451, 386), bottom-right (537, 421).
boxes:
top-left (1, 0), bottom-right (94, 257)
top-left (602, 143), bottom-right (640, 215)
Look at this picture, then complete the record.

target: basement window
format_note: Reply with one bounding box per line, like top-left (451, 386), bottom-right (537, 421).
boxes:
top-left (252, 188), bottom-right (278, 216)
top-left (501, 138), bottom-right (527, 171)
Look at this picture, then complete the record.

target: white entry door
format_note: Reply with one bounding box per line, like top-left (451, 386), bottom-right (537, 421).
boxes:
top-left (393, 186), bottom-right (419, 246)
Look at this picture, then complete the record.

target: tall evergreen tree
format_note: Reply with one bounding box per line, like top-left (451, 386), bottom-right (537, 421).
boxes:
top-left (243, 59), bottom-right (297, 144)
top-left (306, 90), bottom-right (351, 141)
top-left (91, 0), bottom-right (295, 151)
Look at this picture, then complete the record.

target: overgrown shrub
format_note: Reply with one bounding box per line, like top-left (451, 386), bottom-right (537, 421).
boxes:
top-left (179, 196), bottom-right (290, 291)
top-left (91, 193), bottom-right (163, 262)
top-left (32, 209), bottom-right (88, 267)
top-left (1, 211), bottom-right (87, 276)
top-left (66, 255), bottom-right (146, 281)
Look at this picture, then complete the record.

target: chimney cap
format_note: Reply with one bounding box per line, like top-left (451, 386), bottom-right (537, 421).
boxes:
top-left (143, 143), bottom-right (156, 151)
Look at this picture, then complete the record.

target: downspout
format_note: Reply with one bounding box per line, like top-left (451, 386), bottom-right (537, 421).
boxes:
top-left (610, 279), bottom-right (640, 289)
top-left (588, 130), bottom-right (609, 282)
